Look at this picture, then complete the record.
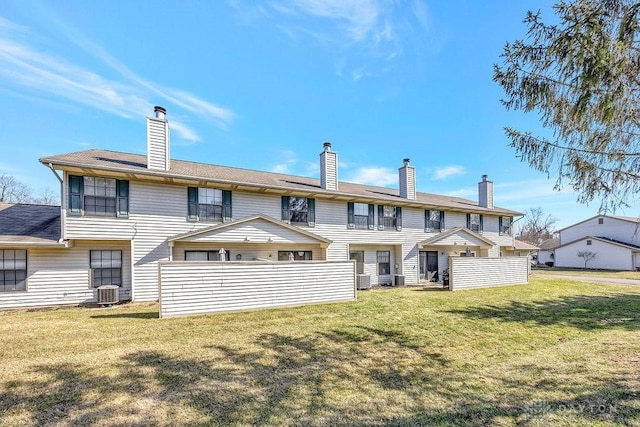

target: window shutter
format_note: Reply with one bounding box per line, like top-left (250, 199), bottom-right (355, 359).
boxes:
top-left (347, 202), bottom-right (355, 229)
top-left (425, 210), bottom-right (431, 232)
top-left (281, 196), bottom-right (290, 223)
top-left (68, 175), bottom-right (83, 215)
top-left (499, 217), bottom-right (503, 235)
top-left (440, 211), bottom-right (445, 230)
top-left (395, 206), bottom-right (402, 230)
top-left (222, 190), bottom-right (232, 222)
top-left (368, 204), bottom-right (375, 229)
top-left (307, 198), bottom-right (315, 227)
top-left (378, 205), bottom-right (384, 230)
top-left (479, 215), bottom-right (484, 233)
top-left (466, 213), bottom-right (471, 229)
top-left (187, 187), bottom-right (198, 221)
top-left (116, 180), bottom-right (129, 217)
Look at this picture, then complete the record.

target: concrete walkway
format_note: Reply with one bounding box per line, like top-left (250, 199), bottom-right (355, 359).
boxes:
top-left (533, 274), bottom-right (640, 286)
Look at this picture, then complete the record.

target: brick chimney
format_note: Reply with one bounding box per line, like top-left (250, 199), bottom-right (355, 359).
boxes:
top-left (478, 174), bottom-right (494, 208)
top-left (147, 106), bottom-right (170, 171)
top-left (320, 142), bottom-right (338, 191)
top-left (399, 158), bottom-right (416, 200)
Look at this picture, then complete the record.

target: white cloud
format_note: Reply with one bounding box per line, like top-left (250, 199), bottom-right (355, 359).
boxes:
top-left (0, 16), bottom-right (236, 142)
top-left (345, 166), bottom-right (397, 186)
top-left (433, 165), bottom-right (465, 180)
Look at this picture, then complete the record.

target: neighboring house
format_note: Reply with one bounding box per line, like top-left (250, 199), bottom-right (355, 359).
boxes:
top-left (554, 215), bottom-right (640, 270)
top-left (513, 240), bottom-right (539, 263)
top-left (537, 238), bottom-right (560, 265)
top-left (0, 107), bottom-right (525, 309)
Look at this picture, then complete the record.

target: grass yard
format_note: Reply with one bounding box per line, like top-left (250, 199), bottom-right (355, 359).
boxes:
top-left (1, 277), bottom-right (639, 426)
top-left (532, 267), bottom-right (640, 280)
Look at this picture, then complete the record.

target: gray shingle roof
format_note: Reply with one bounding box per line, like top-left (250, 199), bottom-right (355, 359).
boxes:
top-left (40, 149), bottom-right (522, 215)
top-left (0, 203), bottom-right (61, 244)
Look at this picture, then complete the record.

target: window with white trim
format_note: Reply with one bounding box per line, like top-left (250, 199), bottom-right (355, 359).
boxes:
top-left (68, 175), bottom-right (129, 217)
top-left (377, 250), bottom-right (391, 275)
top-left (0, 249), bottom-right (27, 291)
top-left (90, 250), bottom-right (122, 288)
top-left (187, 187), bottom-right (232, 222)
top-left (499, 216), bottom-right (512, 235)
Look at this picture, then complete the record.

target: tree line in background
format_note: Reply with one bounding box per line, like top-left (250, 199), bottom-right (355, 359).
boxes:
top-left (0, 174), bottom-right (58, 205)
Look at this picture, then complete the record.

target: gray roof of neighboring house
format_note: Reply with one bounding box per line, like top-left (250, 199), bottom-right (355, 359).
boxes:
top-left (40, 149), bottom-right (522, 216)
top-left (0, 203), bottom-right (61, 245)
top-left (538, 238), bottom-right (560, 250)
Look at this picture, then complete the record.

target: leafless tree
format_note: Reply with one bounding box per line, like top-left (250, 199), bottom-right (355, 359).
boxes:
top-left (577, 250), bottom-right (597, 269)
top-left (517, 207), bottom-right (558, 246)
top-left (0, 174), bottom-right (58, 205)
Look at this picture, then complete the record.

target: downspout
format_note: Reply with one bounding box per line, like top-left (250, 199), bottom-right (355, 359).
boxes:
top-left (47, 163), bottom-right (66, 245)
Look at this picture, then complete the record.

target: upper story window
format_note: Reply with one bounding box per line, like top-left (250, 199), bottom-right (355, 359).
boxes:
top-left (281, 196), bottom-right (315, 227)
top-left (187, 187), bottom-right (232, 222)
top-left (425, 210), bottom-right (445, 232)
top-left (467, 213), bottom-right (483, 233)
top-left (0, 249), bottom-right (27, 291)
top-left (347, 202), bottom-right (374, 229)
top-left (499, 216), bottom-right (512, 235)
top-left (68, 175), bottom-right (129, 217)
top-left (586, 239), bottom-right (592, 245)
top-left (378, 205), bottom-right (402, 231)
top-left (90, 250), bottom-right (122, 288)
top-left (598, 218), bottom-right (604, 224)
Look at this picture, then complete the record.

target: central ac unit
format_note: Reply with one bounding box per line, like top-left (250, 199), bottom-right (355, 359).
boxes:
top-left (97, 285), bottom-right (119, 306)
top-left (356, 274), bottom-right (371, 290)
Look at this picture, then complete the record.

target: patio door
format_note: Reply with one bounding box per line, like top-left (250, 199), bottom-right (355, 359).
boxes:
top-left (419, 251), bottom-right (439, 281)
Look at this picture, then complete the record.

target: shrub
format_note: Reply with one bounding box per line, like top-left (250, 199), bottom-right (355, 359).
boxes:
top-left (545, 261), bottom-right (554, 267)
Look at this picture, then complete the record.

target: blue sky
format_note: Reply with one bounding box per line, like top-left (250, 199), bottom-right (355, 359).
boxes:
top-left (1, 0), bottom-right (638, 229)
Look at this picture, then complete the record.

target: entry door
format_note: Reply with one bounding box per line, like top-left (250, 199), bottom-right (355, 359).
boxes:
top-left (419, 251), bottom-right (438, 281)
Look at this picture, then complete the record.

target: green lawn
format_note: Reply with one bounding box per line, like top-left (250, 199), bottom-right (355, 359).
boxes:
top-left (532, 267), bottom-right (640, 280)
top-left (1, 277), bottom-right (639, 426)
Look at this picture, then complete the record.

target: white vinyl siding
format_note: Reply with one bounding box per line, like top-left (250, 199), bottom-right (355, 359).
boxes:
top-left (62, 176), bottom-right (518, 300)
top-left (0, 241), bottom-right (131, 309)
top-left (158, 261), bottom-right (356, 318)
top-left (449, 257), bottom-right (528, 290)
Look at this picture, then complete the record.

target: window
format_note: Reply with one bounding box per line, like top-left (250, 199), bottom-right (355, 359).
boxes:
top-left (499, 216), bottom-right (512, 235)
top-left (425, 210), bottom-right (444, 231)
top-left (185, 250), bottom-right (230, 261)
top-left (587, 240), bottom-right (592, 245)
top-left (466, 213), bottom-right (483, 233)
top-left (347, 202), bottom-right (374, 229)
top-left (90, 250), bottom-right (122, 288)
top-left (281, 196), bottom-right (315, 226)
top-left (68, 175), bottom-right (129, 217)
top-left (598, 218), bottom-right (604, 224)
top-left (0, 249), bottom-right (27, 291)
top-left (349, 251), bottom-right (365, 274)
top-left (378, 205), bottom-right (402, 230)
top-left (187, 187), bottom-right (232, 222)
top-left (278, 251), bottom-right (312, 261)
top-left (377, 251), bottom-right (391, 275)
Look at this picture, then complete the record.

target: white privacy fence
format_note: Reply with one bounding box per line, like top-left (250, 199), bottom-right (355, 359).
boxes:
top-left (158, 260), bottom-right (356, 318)
top-left (449, 257), bottom-right (529, 290)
